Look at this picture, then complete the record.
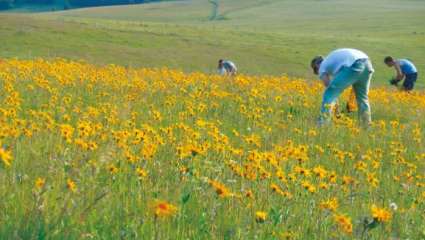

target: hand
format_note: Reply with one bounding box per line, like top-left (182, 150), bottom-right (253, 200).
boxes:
top-left (389, 78), bottom-right (400, 86)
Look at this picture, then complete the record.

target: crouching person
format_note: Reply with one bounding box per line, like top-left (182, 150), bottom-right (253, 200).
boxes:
top-left (218, 59), bottom-right (237, 76)
top-left (310, 48), bottom-right (374, 126)
top-left (384, 56), bottom-right (418, 91)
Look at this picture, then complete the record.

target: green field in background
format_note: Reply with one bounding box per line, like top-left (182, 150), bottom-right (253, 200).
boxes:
top-left (0, 0), bottom-right (424, 85)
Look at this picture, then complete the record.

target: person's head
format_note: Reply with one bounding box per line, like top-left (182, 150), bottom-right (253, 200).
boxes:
top-left (310, 56), bottom-right (324, 75)
top-left (384, 56), bottom-right (395, 67)
top-left (218, 59), bottom-right (224, 68)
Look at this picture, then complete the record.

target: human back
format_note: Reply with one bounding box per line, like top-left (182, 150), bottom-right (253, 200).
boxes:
top-left (398, 59), bottom-right (417, 75)
top-left (223, 61), bottom-right (237, 72)
top-left (319, 48), bottom-right (369, 77)
top-left (218, 59), bottom-right (237, 76)
top-left (311, 48), bottom-right (374, 126)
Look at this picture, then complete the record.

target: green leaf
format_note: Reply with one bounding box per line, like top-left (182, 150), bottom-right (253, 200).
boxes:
top-left (365, 218), bottom-right (379, 230)
top-left (181, 192), bottom-right (190, 204)
top-left (270, 207), bottom-right (283, 226)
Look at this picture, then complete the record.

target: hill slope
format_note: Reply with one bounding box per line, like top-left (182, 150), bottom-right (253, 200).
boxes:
top-left (0, 0), bottom-right (424, 84)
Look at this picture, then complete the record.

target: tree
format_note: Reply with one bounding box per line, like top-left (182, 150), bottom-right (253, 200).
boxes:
top-left (0, 0), bottom-right (160, 10)
top-left (54, 0), bottom-right (70, 10)
top-left (0, 0), bottom-right (14, 10)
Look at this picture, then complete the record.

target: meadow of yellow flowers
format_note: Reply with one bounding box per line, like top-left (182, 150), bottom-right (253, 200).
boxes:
top-left (0, 59), bottom-right (424, 239)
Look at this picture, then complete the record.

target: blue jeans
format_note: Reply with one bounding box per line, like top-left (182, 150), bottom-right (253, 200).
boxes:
top-left (321, 59), bottom-right (374, 124)
top-left (403, 73), bottom-right (417, 91)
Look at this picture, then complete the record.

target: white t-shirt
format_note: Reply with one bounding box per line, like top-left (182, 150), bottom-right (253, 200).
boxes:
top-left (218, 60), bottom-right (237, 75)
top-left (319, 48), bottom-right (369, 79)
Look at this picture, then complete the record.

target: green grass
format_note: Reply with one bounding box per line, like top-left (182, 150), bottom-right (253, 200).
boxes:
top-left (1, 2), bottom-right (425, 238)
top-left (0, 0), bottom-right (424, 84)
top-left (0, 58), bottom-right (424, 240)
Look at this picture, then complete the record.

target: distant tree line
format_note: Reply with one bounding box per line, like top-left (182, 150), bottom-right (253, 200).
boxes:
top-left (0, 0), bottom-right (162, 10)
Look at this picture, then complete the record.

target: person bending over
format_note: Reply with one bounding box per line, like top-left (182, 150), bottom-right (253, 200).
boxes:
top-left (384, 56), bottom-right (418, 91)
top-left (311, 48), bottom-right (374, 126)
top-left (218, 59), bottom-right (237, 76)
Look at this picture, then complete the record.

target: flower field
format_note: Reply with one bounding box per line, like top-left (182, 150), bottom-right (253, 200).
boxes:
top-left (0, 59), bottom-right (424, 239)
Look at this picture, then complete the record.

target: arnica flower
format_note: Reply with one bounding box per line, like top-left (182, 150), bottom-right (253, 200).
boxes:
top-left (301, 181), bottom-right (316, 193)
top-left (255, 211), bottom-right (267, 223)
top-left (66, 179), bottom-right (77, 192)
top-left (154, 201), bottom-right (178, 218)
top-left (271, 183), bottom-right (284, 194)
top-left (136, 167), bottom-right (148, 179)
top-left (108, 164), bottom-right (119, 174)
top-left (312, 166), bottom-right (327, 179)
top-left (367, 173), bottom-right (379, 188)
top-left (0, 148), bottom-right (12, 167)
top-left (371, 204), bottom-right (392, 223)
top-left (245, 189), bottom-right (254, 199)
top-left (278, 231), bottom-right (297, 240)
top-left (333, 213), bottom-right (353, 234)
top-left (179, 166), bottom-right (189, 174)
top-left (318, 182), bottom-right (329, 190)
top-left (35, 177), bottom-right (46, 190)
top-left (319, 198), bottom-right (338, 212)
top-left (342, 175), bottom-right (355, 186)
top-left (208, 179), bottom-right (232, 198)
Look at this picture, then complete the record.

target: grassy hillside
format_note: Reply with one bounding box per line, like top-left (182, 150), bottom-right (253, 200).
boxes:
top-left (0, 2), bottom-right (425, 238)
top-left (0, 0), bottom-right (424, 85)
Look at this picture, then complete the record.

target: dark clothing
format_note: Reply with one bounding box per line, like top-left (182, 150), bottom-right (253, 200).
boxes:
top-left (403, 72), bottom-right (418, 91)
top-left (223, 61), bottom-right (236, 72)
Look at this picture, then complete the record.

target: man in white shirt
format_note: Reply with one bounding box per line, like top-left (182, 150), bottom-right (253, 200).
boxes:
top-left (218, 59), bottom-right (237, 76)
top-left (310, 48), bottom-right (374, 125)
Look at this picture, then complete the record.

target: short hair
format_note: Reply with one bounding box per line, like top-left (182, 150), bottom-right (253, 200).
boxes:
top-left (218, 59), bottom-right (224, 64)
top-left (384, 56), bottom-right (394, 64)
top-left (310, 56), bottom-right (324, 74)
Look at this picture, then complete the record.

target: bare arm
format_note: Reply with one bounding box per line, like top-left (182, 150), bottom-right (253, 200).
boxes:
top-left (320, 73), bottom-right (331, 87)
top-left (394, 63), bottom-right (404, 81)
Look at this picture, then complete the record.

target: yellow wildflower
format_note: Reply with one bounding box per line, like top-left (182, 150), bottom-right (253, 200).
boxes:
top-left (333, 213), bottom-right (353, 234)
top-left (371, 204), bottom-right (392, 223)
top-left (136, 167), bottom-right (148, 179)
top-left (34, 177), bottom-right (46, 190)
top-left (255, 211), bottom-right (267, 223)
top-left (66, 179), bottom-right (77, 192)
top-left (209, 179), bottom-right (232, 198)
top-left (0, 148), bottom-right (12, 167)
top-left (319, 198), bottom-right (338, 212)
top-left (154, 201), bottom-right (178, 218)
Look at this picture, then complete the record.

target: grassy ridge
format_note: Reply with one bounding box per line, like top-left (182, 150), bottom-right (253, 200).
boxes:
top-left (0, 0), bottom-right (424, 84)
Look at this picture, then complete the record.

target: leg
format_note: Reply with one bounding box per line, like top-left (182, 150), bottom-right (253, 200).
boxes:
top-left (320, 67), bottom-right (359, 122)
top-left (352, 69), bottom-right (372, 125)
top-left (402, 73), bottom-right (417, 91)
